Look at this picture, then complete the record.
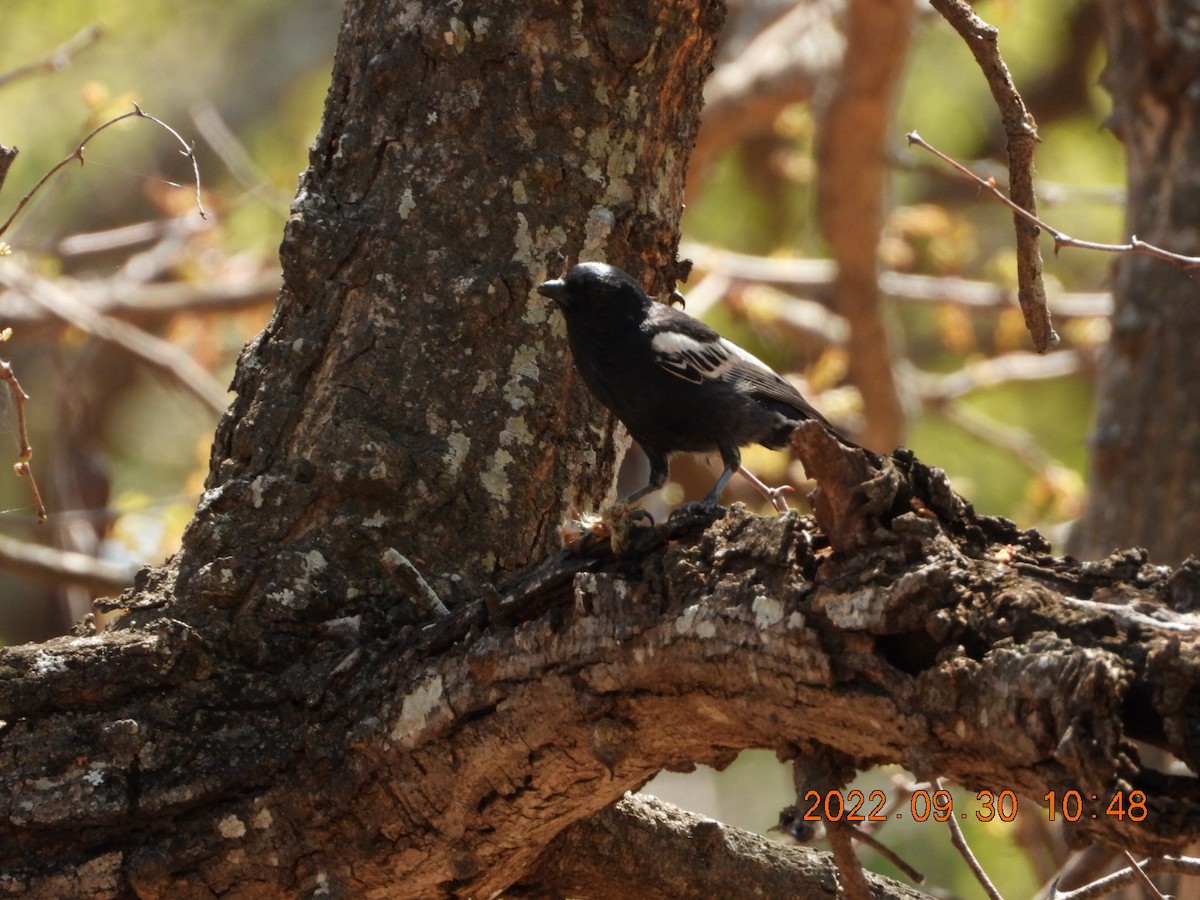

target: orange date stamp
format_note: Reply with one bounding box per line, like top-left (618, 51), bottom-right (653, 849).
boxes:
top-left (797, 788), bottom-right (1148, 823)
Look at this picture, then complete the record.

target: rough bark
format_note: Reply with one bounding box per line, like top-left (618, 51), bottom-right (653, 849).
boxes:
top-left (1075, 1), bottom-right (1200, 564)
top-left (2, 0), bottom-right (725, 894)
top-left (514, 793), bottom-right (929, 899)
top-left (171, 0), bottom-right (719, 633)
top-left (5, 432), bottom-right (1200, 897)
top-left (4, 1), bottom-right (1200, 898)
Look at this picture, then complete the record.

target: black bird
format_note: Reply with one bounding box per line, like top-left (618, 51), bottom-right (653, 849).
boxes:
top-left (537, 261), bottom-right (858, 513)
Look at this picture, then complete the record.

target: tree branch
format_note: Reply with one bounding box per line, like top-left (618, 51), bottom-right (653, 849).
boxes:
top-left (4, 442), bottom-right (1199, 895)
top-left (517, 793), bottom-right (930, 899)
top-left (927, 0), bottom-right (1058, 352)
top-left (0, 262), bottom-right (229, 416)
top-left (0, 24), bottom-right (102, 91)
top-left (0, 531), bottom-right (136, 593)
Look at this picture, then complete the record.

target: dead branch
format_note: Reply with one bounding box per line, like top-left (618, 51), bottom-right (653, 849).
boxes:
top-left (0, 350), bottom-right (46, 522)
top-left (937, 778), bottom-right (1003, 900)
top-left (681, 242), bottom-right (1113, 320)
top-left (0, 104), bottom-right (206, 241)
top-left (4, 441), bottom-right (1200, 894)
top-left (1051, 856), bottom-right (1200, 900)
top-left (0, 262), bottom-right (229, 416)
top-left (0, 24), bottom-right (102, 91)
top-left (517, 794), bottom-right (929, 899)
top-left (908, 131), bottom-right (1200, 270)
top-left (927, 0), bottom-right (1058, 353)
top-left (0, 531), bottom-right (136, 593)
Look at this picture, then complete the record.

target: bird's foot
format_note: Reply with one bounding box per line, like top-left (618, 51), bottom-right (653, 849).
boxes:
top-left (763, 483), bottom-right (795, 514)
top-left (737, 465), bottom-right (795, 515)
top-left (604, 501), bottom-right (657, 554)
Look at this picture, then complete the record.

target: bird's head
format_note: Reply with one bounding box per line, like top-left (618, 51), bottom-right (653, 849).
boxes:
top-left (536, 262), bottom-right (649, 319)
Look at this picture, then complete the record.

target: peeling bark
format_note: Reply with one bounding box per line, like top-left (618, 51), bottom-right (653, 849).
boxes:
top-left (5, 439), bottom-right (1200, 896)
top-left (3, 1), bottom-right (1200, 898)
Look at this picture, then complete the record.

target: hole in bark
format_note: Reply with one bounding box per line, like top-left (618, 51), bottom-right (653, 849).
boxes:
top-left (1121, 684), bottom-right (1166, 747)
top-left (876, 631), bottom-right (939, 675)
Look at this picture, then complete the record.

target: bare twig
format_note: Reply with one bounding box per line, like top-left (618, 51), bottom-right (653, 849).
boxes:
top-left (0, 104), bottom-right (206, 241)
top-left (790, 753), bottom-right (875, 900)
top-left (926, 0), bottom-right (1057, 353)
top-left (0, 24), bottom-right (102, 91)
top-left (936, 778), bottom-right (1004, 900)
top-left (0, 531), bottom-right (136, 592)
top-left (383, 549), bottom-right (450, 618)
top-left (1049, 855), bottom-right (1200, 900)
top-left (0, 268), bottom-right (280, 334)
top-left (825, 821), bottom-right (873, 900)
top-left (912, 350), bottom-right (1085, 404)
top-left (680, 242), bottom-right (1114, 319)
top-left (0, 353), bottom-right (46, 523)
top-left (132, 104), bottom-right (208, 221)
top-left (908, 131), bottom-right (1200, 270)
top-left (1122, 852), bottom-right (1169, 900)
top-left (848, 824), bottom-right (925, 884)
top-left (0, 263), bottom-right (229, 417)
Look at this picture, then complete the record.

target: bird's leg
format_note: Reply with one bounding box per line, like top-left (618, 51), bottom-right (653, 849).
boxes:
top-left (738, 465), bottom-right (794, 513)
top-left (699, 463), bottom-right (737, 509)
top-left (689, 443), bottom-right (740, 511)
top-left (622, 449), bottom-right (668, 513)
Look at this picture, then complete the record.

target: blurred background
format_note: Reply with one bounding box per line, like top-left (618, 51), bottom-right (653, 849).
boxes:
top-left (0, 0), bottom-right (1137, 896)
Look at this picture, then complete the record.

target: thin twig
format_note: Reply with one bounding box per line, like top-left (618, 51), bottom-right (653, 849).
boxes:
top-left (0, 268), bottom-right (280, 334)
top-left (912, 350), bottom-right (1085, 404)
top-left (0, 531), bottom-right (136, 592)
top-left (849, 824), bottom-right (925, 883)
top-left (0, 354), bottom-right (46, 522)
top-left (0, 24), bottom-right (102, 90)
top-left (1122, 852), bottom-right (1169, 900)
top-left (0, 263), bottom-right (229, 417)
top-left (936, 778), bottom-right (1004, 900)
top-left (132, 103), bottom-right (208, 221)
top-left (926, 0), bottom-right (1057, 353)
top-left (907, 131), bottom-right (1200, 270)
top-left (825, 821), bottom-right (873, 900)
top-left (0, 104), bottom-right (206, 240)
top-left (680, 242), bottom-right (1114, 319)
top-left (1049, 855), bottom-right (1200, 900)
top-left (790, 753), bottom-right (875, 900)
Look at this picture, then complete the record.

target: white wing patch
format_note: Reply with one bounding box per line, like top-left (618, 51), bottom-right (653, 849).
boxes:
top-left (652, 331), bottom-right (737, 383)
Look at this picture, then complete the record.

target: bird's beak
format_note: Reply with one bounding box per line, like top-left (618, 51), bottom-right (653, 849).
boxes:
top-left (536, 278), bottom-right (568, 306)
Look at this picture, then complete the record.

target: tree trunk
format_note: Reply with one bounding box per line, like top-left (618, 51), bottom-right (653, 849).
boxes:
top-left (1074, 1), bottom-right (1200, 564)
top-left (4, 2), bottom-right (1200, 898)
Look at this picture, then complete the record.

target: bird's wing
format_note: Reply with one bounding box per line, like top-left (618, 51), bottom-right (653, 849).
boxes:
top-left (649, 318), bottom-right (735, 384)
top-left (648, 306), bottom-right (829, 423)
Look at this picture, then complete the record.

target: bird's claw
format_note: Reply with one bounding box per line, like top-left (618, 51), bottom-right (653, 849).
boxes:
top-left (626, 507), bottom-right (655, 527)
top-left (764, 484), bottom-right (795, 514)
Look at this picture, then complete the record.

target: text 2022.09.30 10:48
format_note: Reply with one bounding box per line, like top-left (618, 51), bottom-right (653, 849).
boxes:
top-left (797, 789), bottom-right (1149, 823)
